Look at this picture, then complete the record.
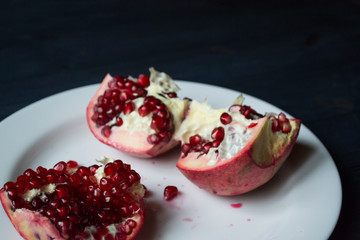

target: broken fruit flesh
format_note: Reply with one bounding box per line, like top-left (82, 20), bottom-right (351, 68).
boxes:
top-left (0, 157), bottom-right (145, 240)
top-left (175, 96), bottom-right (301, 195)
top-left (86, 68), bottom-right (188, 158)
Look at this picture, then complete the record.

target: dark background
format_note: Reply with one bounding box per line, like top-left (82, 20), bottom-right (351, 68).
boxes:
top-left (1, 1), bottom-right (359, 239)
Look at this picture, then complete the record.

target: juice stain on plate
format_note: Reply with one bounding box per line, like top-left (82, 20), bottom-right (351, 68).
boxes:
top-left (230, 203), bottom-right (243, 208)
top-left (183, 218), bottom-right (193, 222)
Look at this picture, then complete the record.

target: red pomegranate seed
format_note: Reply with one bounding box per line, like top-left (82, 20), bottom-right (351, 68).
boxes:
top-left (137, 74), bottom-right (150, 87)
top-left (202, 142), bottom-right (213, 154)
top-left (116, 117), bottom-right (123, 127)
top-left (57, 205), bottom-right (69, 217)
top-left (150, 115), bottom-right (164, 130)
top-left (56, 219), bottom-right (71, 235)
top-left (164, 186), bottom-right (178, 201)
top-left (220, 112), bottom-right (232, 125)
top-left (270, 117), bottom-right (280, 132)
top-left (36, 166), bottom-right (47, 175)
top-left (76, 166), bottom-right (91, 176)
top-left (136, 88), bottom-right (147, 97)
top-left (29, 179), bottom-right (41, 190)
top-left (212, 140), bottom-right (222, 147)
top-left (278, 112), bottom-right (287, 123)
top-left (119, 92), bottom-right (131, 102)
top-left (114, 76), bottom-right (126, 88)
top-left (167, 92), bottom-right (177, 98)
top-left (100, 177), bottom-right (114, 191)
top-left (155, 109), bottom-right (168, 119)
top-left (56, 185), bottom-right (69, 199)
top-left (248, 122), bottom-right (258, 128)
top-left (189, 134), bottom-right (202, 146)
top-left (54, 161), bottom-right (67, 173)
top-left (282, 122), bottom-right (291, 133)
top-left (4, 182), bottom-right (16, 191)
top-left (114, 160), bottom-right (124, 168)
top-left (124, 80), bottom-right (134, 90)
top-left (12, 197), bottom-right (24, 209)
top-left (229, 104), bottom-right (242, 112)
top-left (126, 219), bottom-right (137, 229)
top-left (101, 126), bottom-right (112, 137)
top-left (24, 169), bottom-right (37, 178)
top-left (138, 105), bottom-right (152, 117)
top-left (31, 196), bottom-right (43, 210)
top-left (158, 131), bottom-right (170, 142)
top-left (7, 188), bottom-right (17, 200)
top-left (67, 160), bottom-right (78, 169)
top-left (147, 133), bottom-right (161, 145)
top-left (16, 181), bottom-right (29, 194)
top-left (68, 173), bottom-right (81, 187)
top-left (128, 170), bottom-right (140, 183)
top-left (181, 143), bottom-right (191, 156)
top-left (124, 102), bottom-right (134, 115)
top-left (211, 127), bottom-right (225, 141)
top-left (104, 163), bottom-right (118, 177)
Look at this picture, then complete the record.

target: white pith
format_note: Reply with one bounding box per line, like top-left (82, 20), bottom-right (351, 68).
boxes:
top-left (20, 183), bottom-right (57, 202)
top-left (105, 68), bottom-right (187, 135)
top-left (175, 99), bottom-right (257, 166)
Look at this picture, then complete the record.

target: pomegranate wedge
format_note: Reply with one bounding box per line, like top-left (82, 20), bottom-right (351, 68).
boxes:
top-left (175, 96), bottom-right (301, 195)
top-left (0, 157), bottom-right (146, 240)
top-left (87, 68), bottom-right (188, 158)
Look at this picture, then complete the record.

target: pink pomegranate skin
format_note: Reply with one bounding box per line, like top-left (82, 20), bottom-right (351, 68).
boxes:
top-left (0, 159), bottom-right (146, 240)
top-left (177, 118), bottom-right (301, 196)
top-left (86, 74), bottom-right (179, 158)
top-left (0, 190), bottom-right (145, 240)
top-left (0, 190), bottom-right (64, 239)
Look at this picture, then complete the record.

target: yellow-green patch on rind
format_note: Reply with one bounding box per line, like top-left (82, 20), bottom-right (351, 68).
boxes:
top-left (250, 118), bottom-right (301, 168)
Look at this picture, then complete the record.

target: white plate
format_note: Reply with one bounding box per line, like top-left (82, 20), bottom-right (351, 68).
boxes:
top-left (0, 81), bottom-right (342, 240)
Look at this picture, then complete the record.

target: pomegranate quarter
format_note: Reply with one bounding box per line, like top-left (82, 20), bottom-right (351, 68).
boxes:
top-left (0, 157), bottom-right (146, 240)
top-left (175, 96), bottom-right (301, 195)
top-left (86, 68), bottom-right (188, 158)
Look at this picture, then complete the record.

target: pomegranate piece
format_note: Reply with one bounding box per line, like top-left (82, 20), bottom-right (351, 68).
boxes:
top-left (87, 67), bottom-right (188, 158)
top-left (163, 186), bottom-right (178, 201)
top-left (175, 96), bottom-right (301, 195)
top-left (0, 157), bottom-right (146, 240)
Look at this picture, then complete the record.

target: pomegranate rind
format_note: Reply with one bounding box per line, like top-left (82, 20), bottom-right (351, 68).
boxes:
top-left (176, 116), bottom-right (301, 196)
top-left (86, 73), bottom-right (185, 158)
top-left (0, 189), bottom-right (145, 240)
top-left (0, 159), bottom-right (146, 240)
top-left (0, 189), bottom-right (64, 240)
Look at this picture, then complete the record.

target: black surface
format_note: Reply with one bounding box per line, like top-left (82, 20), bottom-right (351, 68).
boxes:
top-left (1, 1), bottom-right (359, 239)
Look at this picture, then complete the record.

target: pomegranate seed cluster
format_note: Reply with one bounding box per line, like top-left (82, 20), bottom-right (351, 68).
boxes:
top-left (229, 104), bottom-right (264, 120)
top-left (269, 112), bottom-right (292, 133)
top-left (180, 105), bottom-right (293, 158)
top-left (181, 112), bottom-right (233, 157)
top-left (2, 160), bottom-right (143, 239)
top-left (91, 74), bottom-right (177, 145)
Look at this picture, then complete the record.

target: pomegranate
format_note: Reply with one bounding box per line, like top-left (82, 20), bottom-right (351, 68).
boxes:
top-left (0, 157), bottom-right (146, 240)
top-left (86, 68), bottom-right (188, 158)
top-left (175, 95), bottom-right (301, 195)
top-left (163, 186), bottom-right (178, 201)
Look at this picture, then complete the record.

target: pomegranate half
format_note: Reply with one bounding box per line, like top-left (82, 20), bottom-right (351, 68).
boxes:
top-left (175, 96), bottom-right (301, 195)
top-left (86, 68), bottom-right (188, 158)
top-left (0, 157), bottom-right (146, 240)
